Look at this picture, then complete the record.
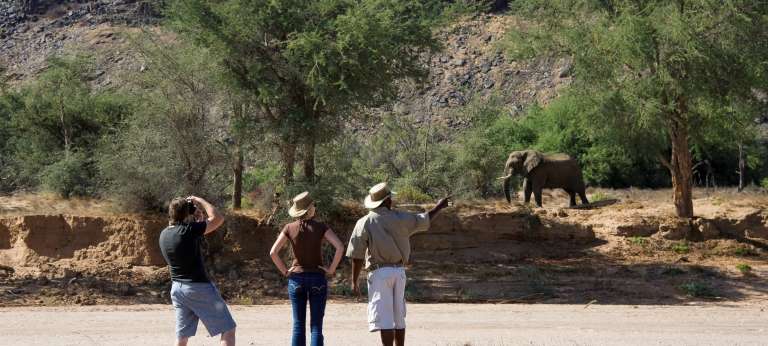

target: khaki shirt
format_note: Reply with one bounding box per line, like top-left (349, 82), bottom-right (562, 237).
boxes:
top-left (346, 207), bottom-right (430, 269)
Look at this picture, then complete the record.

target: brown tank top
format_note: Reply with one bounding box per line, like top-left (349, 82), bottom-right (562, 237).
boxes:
top-left (281, 219), bottom-right (329, 273)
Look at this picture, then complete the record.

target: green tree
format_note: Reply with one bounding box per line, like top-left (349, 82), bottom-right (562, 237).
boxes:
top-left (166, 0), bottom-right (439, 186)
top-left (100, 38), bottom-right (229, 210)
top-left (506, 0), bottom-right (768, 218)
top-left (5, 56), bottom-right (130, 195)
top-left (0, 66), bottom-right (19, 192)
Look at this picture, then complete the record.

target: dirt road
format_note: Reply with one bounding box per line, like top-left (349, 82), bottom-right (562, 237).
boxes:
top-left (1, 303), bottom-right (766, 345)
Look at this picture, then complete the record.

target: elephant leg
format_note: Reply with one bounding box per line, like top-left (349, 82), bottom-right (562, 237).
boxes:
top-left (579, 189), bottom-right (589, 204)
top-left (566, 189), bottom-right (576, 207)
top-left (533, 188), bottom-right (543, 207)
top-left (523, 179), bottom-right (532, 204)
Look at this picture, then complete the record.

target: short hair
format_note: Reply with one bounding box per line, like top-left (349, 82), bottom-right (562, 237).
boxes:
top-left (168, 197), bottom-right (193, 224)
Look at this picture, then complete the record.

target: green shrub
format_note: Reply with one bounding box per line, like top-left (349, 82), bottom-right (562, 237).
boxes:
top-left (241, 164), bottom-right (282, 210)
top-left (590, 191), bottom-right (613, 202)
top-left (761, 178), bottom-right (768, 190)
top-left (3, 55), bottom-right (129, 194)
top-left (627, 236), bottom-right (647, 246)
top-left (393, 183), bottom-right (433, 204)
top-left (40, 152), bottom-right (94, 198)
top-left (282, 178), bottom-right (351, 223)
top-left (243, 164), bottom-right (282, 193)
top-left (736, 263), bottom-right (752, 275)
top-left (733, 246), bottom-right (757, 257)
top-left (671, 242), bottom-right (690, 254)
top-left (678, 281), bottom-right (717, 298)
top-left (97, 41), bottom-right (229, 212)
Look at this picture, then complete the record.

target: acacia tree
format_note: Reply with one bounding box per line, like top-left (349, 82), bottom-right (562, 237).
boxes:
top-left (506, 0), bottom-right (768, 218)
top-left (166, 0), bottom-right (438, 186)
top-left (99, 37), bottom-right (230, 209)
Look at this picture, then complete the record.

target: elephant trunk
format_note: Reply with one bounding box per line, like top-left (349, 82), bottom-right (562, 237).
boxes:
top-left (503, 176), bottom-right (512, 203)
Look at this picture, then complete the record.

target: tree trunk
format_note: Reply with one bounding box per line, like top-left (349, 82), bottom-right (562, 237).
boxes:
top-left (668, 120), bottom-right (694, 218)
top-left (280, 142), bottom-right (296, 186)
top-left (303, 137), bottom-right (315, 183)
top-left (232, 144), bottom-right (243, 210)
top-left (738, 143), bottom-right (745, 192)
top-left (59, 97), bottom-right (70, 157)
top-left (231, 101), bottom-right (245, 210)
top-left (18, 0), bottom-right (37, 14)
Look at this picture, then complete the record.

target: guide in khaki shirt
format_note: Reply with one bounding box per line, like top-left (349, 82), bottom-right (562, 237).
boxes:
top-left (346, 182), bottom-right (450, 344)
top-left (345, 206), bottom-right (430, 269)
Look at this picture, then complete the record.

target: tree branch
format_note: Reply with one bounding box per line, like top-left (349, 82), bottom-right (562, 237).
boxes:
top-left (657, 153), bottom-right (673, 171)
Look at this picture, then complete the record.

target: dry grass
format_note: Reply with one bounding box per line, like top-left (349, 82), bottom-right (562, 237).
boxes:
top-left (0, 193), bottom-right (120, 217)
top-left (1, 187), bottom-right (765, 218)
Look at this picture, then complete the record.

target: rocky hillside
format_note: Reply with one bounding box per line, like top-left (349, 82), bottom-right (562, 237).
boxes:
top-left (3, 1), bottom-right (759, 133)
top-left (0, 1), bottom-right (570, 129)
top-left (0, 0), bottom-right (158, 86)
top-left (375, 14), bottom-right (572, 130)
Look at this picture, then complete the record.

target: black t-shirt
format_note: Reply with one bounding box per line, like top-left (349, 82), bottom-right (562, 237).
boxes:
top-left (159, 222), bottom-right (210, 283)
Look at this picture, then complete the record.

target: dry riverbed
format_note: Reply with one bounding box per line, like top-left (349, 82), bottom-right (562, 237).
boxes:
top-left (1, 303), bottom-right (766, 346)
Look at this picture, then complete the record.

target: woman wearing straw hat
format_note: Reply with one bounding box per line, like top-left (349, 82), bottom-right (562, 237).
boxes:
top-left (270, 191), bottom-right (344, 346)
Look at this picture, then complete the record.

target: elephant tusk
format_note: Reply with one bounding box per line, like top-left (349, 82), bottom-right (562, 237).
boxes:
top-left (497, 174), bottom-right (513, 180)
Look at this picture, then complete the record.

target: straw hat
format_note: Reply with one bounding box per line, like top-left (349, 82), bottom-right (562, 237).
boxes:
top-left (364, 182), bottom-right (396, 209)
top-left (288, 191), bottom-right (314, 218)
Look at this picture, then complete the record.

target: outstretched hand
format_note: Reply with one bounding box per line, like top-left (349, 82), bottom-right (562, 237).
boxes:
top-left (435, 196), bottom-right (451, 210)
top-left (429, 195), bottom-right (451, 219)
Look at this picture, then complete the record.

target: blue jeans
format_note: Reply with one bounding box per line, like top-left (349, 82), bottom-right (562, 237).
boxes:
top-left (288, 272), bottom-right (328, 346)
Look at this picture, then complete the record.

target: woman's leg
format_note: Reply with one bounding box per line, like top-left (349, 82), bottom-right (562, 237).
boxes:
top-left (308, 274), bottom-right (328, 346)
top-left (289, 276), bottom-right (308, 346)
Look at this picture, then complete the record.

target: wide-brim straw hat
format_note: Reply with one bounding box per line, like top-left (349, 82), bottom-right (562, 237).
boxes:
top-left (288, 191), bottom-right (314, 218)
top-left (364, 182), bottom-right (396, 209)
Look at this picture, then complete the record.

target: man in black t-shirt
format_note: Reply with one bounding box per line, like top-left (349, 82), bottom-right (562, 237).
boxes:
top-left (159, 196), bottom-right (236, 346)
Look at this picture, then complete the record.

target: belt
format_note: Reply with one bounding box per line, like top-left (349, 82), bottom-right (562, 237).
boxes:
top-left (369, 263), bottom-right (404, 271)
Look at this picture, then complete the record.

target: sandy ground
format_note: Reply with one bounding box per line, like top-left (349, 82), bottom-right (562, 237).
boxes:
top-left (1, 303), bottom-right (766, 346)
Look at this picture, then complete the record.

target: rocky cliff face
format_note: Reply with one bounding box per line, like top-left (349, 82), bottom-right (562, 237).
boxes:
top-left (0, 2), bottom-right (570, 130)
top-left (0, 0), bottom-right (158, 84)
top-left (382, 15), bottom-right (571, 130)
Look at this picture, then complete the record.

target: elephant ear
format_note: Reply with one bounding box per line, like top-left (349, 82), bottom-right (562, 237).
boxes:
top-left (504, 154), bottom-right (515, 173)
top-left (524, 150), bottom-right (543, 174)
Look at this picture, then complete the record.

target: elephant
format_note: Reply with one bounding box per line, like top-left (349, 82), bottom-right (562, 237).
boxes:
top-left (500, 150), bottom-right (589, 207)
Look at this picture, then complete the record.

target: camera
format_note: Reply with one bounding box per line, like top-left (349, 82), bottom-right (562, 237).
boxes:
top-left (185, 199), bottom-right (197, 215)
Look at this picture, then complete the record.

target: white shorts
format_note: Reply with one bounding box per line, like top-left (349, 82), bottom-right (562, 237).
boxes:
top-left (367, 267), bottom-right (407, 332)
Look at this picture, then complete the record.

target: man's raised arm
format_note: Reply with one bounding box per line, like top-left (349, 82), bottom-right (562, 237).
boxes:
top-left (428, 196), bottom-right (450, 220)
top-left (189, 196), bottom-right (224, 234)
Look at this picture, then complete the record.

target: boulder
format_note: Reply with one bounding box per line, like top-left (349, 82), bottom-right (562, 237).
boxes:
top-left (746, 227), bottom-right (768, 239)
top-left (451, 58), bottom-right (466, 67)
top-left (615, 221), bottom-right (658, 237)
top-left (693, 219), bottom-right (720, 240)
top-left (657, 219), bottom-right (691, 240)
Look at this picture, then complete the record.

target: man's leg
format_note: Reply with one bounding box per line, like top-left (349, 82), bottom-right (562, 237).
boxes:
top-left (172, 282), bottom-right (199, 345)
top-left (220, 328), bottom-right (235, 346)
top-left (368, 269), bottom-right (396, 343)
top-left (392, 268), bottom-right (407, 346)
top-left (395, 329), bottom-right (405, 346)
top-left (379, 329), bottom-right (395, 346)
top-left (188, 283), bottom-right (236, 344)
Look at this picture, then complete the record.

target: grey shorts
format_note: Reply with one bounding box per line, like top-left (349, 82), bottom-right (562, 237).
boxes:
top-left (170, 281), bottom-right (237, 338)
